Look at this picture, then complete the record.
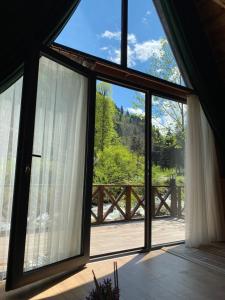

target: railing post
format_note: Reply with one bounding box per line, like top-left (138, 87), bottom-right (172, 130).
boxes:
top-left (98, 185), bottom-right (104, 224)
top-left (170, 178), bottom-right (177, 217)
top-left (125, 185), bottom-right (132, 220)
top-left (177, 186), bottom-right (182, 218)
top-left (152, 187), bottom-right (155, 218)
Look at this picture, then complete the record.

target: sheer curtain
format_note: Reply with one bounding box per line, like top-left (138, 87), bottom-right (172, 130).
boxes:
top-left (24, 57), bottom-right (88, 271)
top-left (0, 78), bottom-right (22, 279)
top-left (185, 95), bottom-right (225, 247)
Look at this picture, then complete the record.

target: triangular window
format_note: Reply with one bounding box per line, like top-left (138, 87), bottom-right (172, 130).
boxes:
top-left (56, 0), bottom-right (185, 85)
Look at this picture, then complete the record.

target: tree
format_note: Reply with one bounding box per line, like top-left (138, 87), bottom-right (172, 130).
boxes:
top-left (94, 82), bottom-right (118, 152)
top-left (132, 39), bottom-right (186, 178)
top-left (94, 145), bottom-right (144, 184)
top-left (149, 38), bottom-right (183, 85)
top-left (133, 38), bottom-right (186, 148)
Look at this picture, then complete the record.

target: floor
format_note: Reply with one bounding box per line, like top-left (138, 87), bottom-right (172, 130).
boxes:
top-left (91, 218), bottom-right (185, 255)
top-left (0, 218), bottom-right (185, 278)
top-left (2, 248), bottom-right (225, 299)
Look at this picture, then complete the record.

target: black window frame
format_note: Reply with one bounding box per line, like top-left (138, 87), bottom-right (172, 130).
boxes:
top-left (6, 46), bottom-right (96, 290)
top-left (2, 0), bottom-right (194, 289)
top-left (53, 0), bottom-right (190, 88)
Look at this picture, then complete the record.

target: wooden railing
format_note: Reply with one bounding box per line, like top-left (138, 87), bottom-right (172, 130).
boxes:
top-left (91, 183), bottom-right (184, 224)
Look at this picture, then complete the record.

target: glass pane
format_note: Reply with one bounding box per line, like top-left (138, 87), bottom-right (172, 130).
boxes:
top-left (128, 0), bottom-right (185, 86)
top-left (24, 57), bottom-right (88, 271)
top-left (90, 81), bottom-right (145, 256)
top-left (56, 0), bottom-right (121, 64)
top-left (151, 95), bottom-right (186, 245)
top-left (0, 78), bottom-right (22, 280)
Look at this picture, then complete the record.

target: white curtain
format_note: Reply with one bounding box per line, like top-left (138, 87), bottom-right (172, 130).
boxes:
top-left (0, 78), bottom-right (22, 279)
top-left (24, 57), bottom-right (88, 271)
top-left (185, 94), bottom-right (225, 247)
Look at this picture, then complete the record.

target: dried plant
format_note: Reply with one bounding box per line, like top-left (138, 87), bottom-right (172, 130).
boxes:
top-left (86, 262), bottom-right (120, 300)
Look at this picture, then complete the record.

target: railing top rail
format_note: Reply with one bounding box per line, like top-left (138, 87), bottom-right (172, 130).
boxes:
top-left (92, 184), bottom-right (184, 188)
top-left (93, 184), bottom-right (145, 187)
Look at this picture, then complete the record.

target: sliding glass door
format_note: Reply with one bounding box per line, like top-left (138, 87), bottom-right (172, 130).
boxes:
top-left (151, 95), bottom-right (186, 246)
top-left (90, 81), bottom-right (147, 256)
top-left (6, 50), bottom-right (95, 290)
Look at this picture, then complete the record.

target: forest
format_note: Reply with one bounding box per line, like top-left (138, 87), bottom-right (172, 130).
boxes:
top-left (93, 81), bottom-right (185, 186)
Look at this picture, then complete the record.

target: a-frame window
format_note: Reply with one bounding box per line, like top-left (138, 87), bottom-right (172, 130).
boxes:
top-left (55, 0), bottom-right (185, 86)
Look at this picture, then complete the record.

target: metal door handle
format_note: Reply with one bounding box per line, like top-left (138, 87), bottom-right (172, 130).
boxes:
top-left (32, 154), bottom-right (41, 158)
top-left (25, 166), bottom-right (31, 175)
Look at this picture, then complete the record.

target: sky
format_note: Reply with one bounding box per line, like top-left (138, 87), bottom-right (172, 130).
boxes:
top-left (56, 0), bottom-right (179, 115)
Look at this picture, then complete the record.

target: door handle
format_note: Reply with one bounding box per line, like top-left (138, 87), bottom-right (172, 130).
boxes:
top-left (32, 154), bottom-right (41, 158)
top-left (25, 166), bottom-right (31, 175)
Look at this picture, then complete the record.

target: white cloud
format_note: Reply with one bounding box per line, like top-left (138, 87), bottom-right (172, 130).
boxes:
top-left (142, 17), bottom-right (148, 25)
top-left (134, 40), bottom-right (163, 62)
top-left (128, 33), bottom-right (136, 44)
top-left (100, 46), bottom-right (109, 51)
top-left (101, 31), bottom-right (137, 44)
top-left (101, 30), bottom-right (121, 40)
top-left (110, 40), bottom-right (164, 67)
top-left (100, 30), bottom-right (164, 67)
top-left (109, 49), bottom-right (121, 64)
top-left (127, 107), bottom-right (145, 117)
top-left (127, 45), bottom-right (135, 67)
top-left (142, 10), bottom-right (151, 24)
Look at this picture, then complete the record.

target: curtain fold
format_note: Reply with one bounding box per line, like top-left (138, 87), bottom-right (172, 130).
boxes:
top-left (24, 57), bottom-right (88, 271)
top-left (185, 95), bottom-right (225, 247)
top-left (0, 78), bottom-right (22, 279)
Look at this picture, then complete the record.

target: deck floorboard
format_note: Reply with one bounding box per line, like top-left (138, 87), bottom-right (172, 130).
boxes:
top-left (91, 217), bottom-right (185, 256)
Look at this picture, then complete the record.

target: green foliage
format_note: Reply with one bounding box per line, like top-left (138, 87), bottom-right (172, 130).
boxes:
top-left (94, 145), bottom-right (144, 184)
top-left (152, 165), bottom-right (174, 185)
top-left (95, 82), bottom-right (119, 153)
top-left (115, 106), bottom-right (144, 156)
top-left (149, 38), bottom-right (183, 85)
top-left (94, 77), bottom-right (185, 185)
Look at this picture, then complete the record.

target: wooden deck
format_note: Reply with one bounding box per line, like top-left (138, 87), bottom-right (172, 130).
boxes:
top-left (91, 217), bottom-right (185, 256)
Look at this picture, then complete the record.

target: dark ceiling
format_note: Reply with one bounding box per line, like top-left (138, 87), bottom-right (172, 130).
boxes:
top-left (195, 0), bottom-right (225, 87)
top-left (0, 1), bottom-right (79, 92)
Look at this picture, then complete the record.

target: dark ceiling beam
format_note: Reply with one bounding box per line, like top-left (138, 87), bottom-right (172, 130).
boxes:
top-left (213, 0), bottom-right (225, 9)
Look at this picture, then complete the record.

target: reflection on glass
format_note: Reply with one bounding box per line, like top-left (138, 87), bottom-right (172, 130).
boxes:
top-left (152, 95), bottom-right (186, 245)
top-left (128, 0), bottom-right (185, 86)
top-left (24, 57), bottom-right (88, 271)
top-left (90, 81), bottom-right (145, 255)
top-left (0, 78), bottom-right (22, 280)
top-left (56, 0), bottom-right (121, 63)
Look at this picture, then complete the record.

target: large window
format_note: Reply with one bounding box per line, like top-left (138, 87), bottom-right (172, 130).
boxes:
top-left (2, 0), bottom-right (191, 292)
top-left (56, 0), bottom-right (185, 86)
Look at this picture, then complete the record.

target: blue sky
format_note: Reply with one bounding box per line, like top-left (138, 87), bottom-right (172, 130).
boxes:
top-left (56, 0), bottom-right (175, 112)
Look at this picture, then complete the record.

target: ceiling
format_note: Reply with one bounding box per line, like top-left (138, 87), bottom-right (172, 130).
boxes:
top-left (195, 0), bottom-right (225, 87)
